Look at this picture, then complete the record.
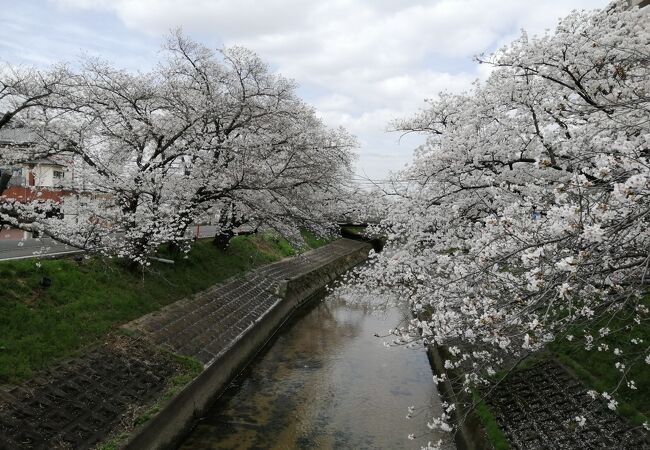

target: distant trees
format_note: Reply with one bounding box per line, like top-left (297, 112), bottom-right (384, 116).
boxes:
top-left (0, 32), bottom-right (356, 263)
top-left (346, 0), bottom-right (650, 430)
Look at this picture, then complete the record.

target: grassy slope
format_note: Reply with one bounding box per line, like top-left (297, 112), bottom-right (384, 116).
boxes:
top-left (474, 298), bottom-right (649, 448)
top-left (300, 228), bottom-right (331, 249)
top-left (549, 299), bottom-right (650, 426)
top-left (472, 391), bottom-right (511, 450)
top-left (0, 232), bottom-right (320, 384)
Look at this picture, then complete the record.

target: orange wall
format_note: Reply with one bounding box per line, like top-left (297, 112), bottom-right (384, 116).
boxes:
top-left (1, 186), bottom-right (72, 203)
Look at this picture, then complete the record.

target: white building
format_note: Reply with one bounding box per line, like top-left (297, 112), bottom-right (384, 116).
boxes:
top-left (22, 158), bottom-right (67, 188)
top-left (0, 128), bottom-right (70, 189)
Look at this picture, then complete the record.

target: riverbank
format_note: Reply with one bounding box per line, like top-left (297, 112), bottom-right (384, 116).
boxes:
top-left (122, 238), bottom-right (372, 450)
top-left (472, 298), bottom-right (650, 449)
top-left (0, 237), bottom-right (372, 449)
top-left (0, 231), bottom-right (323, 384)
top-left (177, 294), bottom-right (452, 450)
top-left (428, 306), bottom-right (650, 450)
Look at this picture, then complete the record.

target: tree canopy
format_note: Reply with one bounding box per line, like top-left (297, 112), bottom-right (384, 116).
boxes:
top-left (345, 0), bottom-right (650, 432)
top-left (0, 32), bottom-right (357, 263)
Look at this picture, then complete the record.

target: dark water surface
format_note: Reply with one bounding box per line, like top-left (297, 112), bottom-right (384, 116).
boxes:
top-left (177, 293), bottom-right (452, 450)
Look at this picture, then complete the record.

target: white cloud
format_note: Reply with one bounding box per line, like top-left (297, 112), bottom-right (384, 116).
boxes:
top-left (34, 0), bottom-right (610, 177)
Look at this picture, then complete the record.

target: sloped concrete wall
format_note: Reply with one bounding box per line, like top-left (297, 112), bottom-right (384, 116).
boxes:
top-left (123, 239), bottom-right (371, 450)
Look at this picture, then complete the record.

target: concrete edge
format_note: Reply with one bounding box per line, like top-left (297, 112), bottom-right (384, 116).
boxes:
top-left (121, 239), bottom-right (372, 450)
top-left (0, 249), bottom-right (83, 261)
top-left (426, 345), bottom-right (494, 450)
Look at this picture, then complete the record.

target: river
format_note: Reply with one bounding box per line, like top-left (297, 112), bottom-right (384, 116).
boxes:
top-left (177, 292), bottom-right (453, 450)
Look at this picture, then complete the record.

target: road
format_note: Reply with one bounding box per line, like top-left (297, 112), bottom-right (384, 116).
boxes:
top-left (0, 225), bottom-right (219, 261)
top-left (0, 237), bottom-right (81, 261)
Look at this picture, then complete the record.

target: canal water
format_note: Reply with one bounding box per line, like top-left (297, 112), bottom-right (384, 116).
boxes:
top-left (177, 292), bottom-right (453, 450)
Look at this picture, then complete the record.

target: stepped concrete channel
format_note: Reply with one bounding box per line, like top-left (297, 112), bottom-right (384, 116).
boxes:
top-left (0, 238), bottom-right (372, 450)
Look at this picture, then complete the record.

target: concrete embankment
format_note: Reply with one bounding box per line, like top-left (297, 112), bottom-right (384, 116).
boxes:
top-left (426, 345), bottom-right (491, 450)
top-left (123, 238), bottom-right (372, 450)
top-left (0, 238), bottom-right (371, 450)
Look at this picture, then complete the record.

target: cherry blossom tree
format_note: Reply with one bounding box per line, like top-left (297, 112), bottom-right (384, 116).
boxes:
top-left (0, 33), bottom-right (356, 263)
top-left (157, 34), bottom-right (357, 249)
top-left (0, 63), bottom-right (77, 240)
top-left (344, 0), bottom-right (650, 432)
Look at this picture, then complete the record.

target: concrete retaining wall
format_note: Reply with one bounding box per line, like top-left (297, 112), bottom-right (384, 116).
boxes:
top-left (427, 345), bottom-right (492, 450)
top-left (123, 239), bottom-right (371, 450)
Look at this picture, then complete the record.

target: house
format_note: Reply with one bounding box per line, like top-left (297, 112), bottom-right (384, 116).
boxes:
top-left (0, 127), bottom-right (73, 239)
top-left (0, 127), bottom-right (72, 202)
top-left (0, 127), bottom-right (34, 190)
top-left (23, 158), bottom-right (68, 189)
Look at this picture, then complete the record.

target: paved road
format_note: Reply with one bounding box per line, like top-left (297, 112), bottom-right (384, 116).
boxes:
top-left (0, 237), bottom-right (80, 261)
top-left (191, 224), bottom-right (218, 239)
top-left (0, 225), bottom-right (219, 261)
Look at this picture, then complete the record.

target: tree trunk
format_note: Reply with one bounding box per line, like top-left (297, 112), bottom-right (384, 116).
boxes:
top-left (0, 172), bottom-right (11, 196)
top-left (166, 241), bottom-right (183, 258)
top-left (213, 228), bottom-right (235, 250)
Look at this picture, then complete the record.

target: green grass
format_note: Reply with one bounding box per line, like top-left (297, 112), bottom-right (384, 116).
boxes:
top-left (472, 391), bottom-right (511, 450)
top-left (133, 354), bottom-right (203, 427)
top-left (95, 352), bottom-right (203, 450)
top-left (549, 299), bottom-right (650, 426)
top-left (94, 432), bottom-right (129, 450)
top-left (300, 228), bottom-right (332, 249)
top-left (0, 232), bottom-right (310, 384)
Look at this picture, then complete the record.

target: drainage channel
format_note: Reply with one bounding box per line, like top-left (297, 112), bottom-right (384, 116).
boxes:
top-left (176, 292), bottom-right (454, 450)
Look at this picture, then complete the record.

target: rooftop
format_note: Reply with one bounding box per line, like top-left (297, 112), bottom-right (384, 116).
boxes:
top-left (0, 128), bottom-right (37, 145)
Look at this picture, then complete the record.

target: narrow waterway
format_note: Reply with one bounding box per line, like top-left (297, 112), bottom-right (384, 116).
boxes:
top-left (178, 292), bottom-right (453, 450)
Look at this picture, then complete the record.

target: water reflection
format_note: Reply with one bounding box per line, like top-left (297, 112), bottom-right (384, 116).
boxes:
top-left (178, 294), bottom-right (452, 450)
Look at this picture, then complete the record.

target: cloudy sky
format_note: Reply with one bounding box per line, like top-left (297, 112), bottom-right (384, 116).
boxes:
top-left (0, 0), bottom-right (608, 180)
